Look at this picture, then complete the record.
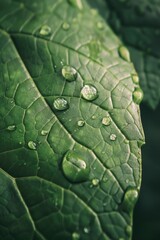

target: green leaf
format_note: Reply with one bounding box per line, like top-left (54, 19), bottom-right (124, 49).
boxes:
top-left (101, 0), bottom-right (160, 109)
top-left (0, 0), bottom-right (144, 239)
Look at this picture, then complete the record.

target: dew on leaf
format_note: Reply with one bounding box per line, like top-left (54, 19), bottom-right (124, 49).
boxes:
top-left (62, 22), bottom-right (70, 30)
top-left (62, 65), bottom-right (77, 82)
top-left (53, 98), bottom-right (69, 111)
top-left (124, 139), bottom-right (129, 144)
top-left (110, 134), bottom-right (117, 141)
top-left (102, 116), bottom-right (111, 126)
top-left (133, 88), bottom-right (143, 104)
top-left (62, 151), bottom-right (89, 183)
top-left (41, 130), bottom-right (48, 136)
top-left (83, 227), bottom-right (90, 234)
top-left (77, 120), bottom-right (85, 127)
top-left (7, 125), bottom-right (16, 131)
top-left (28, 141), bottom-right (37, 150)
top-left (118, 45), bottom-right (131, 62)
top-left (72, 232), bottom-right (80, 240)
top-left (68, 0), bottom-right (83, 10)
top-left (92, 178), bottom-right (99, 186)
top-left (122, 188), bottom-right (138, 212)
top-left (39, 25), bottom-right (51, 36)
top-left (81, 84), bottom-right (98, 101)
top-left (132, 74), bottom-right (139, 84)
top-left (97, 21), bottom-right (104, 30)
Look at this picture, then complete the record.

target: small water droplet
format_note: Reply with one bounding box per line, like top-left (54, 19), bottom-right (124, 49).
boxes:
top-left (83, 227), bottom-right (90, 234)
top-left (122, 188), bottom-right (138, 212)
top-left (92, 178), bottom-right (99, 186)
top-left (103, 177), bottom-right (108, 182)
top-left (110, 134), bottom-right (117, 141)
top-left (102, 116), bottom-right (111, 126)
top-left (72, 232), bottom-right (80, 240)
top-left (77, 120), bottom-right (85, 127)
top-left (126, 225), bottom-right (132, 236)
top-left (41, 130), bottom-right (48, 136)
top-left (91, 9), bottom-right (98, 15)
top-left (7, 125), bottom-right (16, 131)
top-left (24, 162), bottom-right (27, 166)
top-left (53, 98), bottom-right (69, 111)
top-left (28, 141), bottom-right (36, 150)
top-left (68, 0), bottom-right (83, 10)
top-left (39, 25), bottom-right (51, 36)
top-left (62, 22), bottom-right (70, 30)
top-left (133, 88), bottom-right (143, 104)
top-left (62, 65), bottom-right (77, 82)
top-left (118, 45), bottom-right (131, 62)
top-left (91, 115), bottom-right (96, 120)
top-left (125, 179), bottom-right (129, 184)
top-left (97, 21), bottom-right (104, 30)
top-left (132, 74), bottom-right (139, 84)
top-left (81, 84), bottom-right (98, 101)
top-left (62, 151), bottom-right (89, 183)
top-left (124, 139), bottom-right (129, 144)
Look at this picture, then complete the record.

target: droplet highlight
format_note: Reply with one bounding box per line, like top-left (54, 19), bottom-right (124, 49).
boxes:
top-left (119, 45), bottom-right (131, 62)
top-left (39, 25), bottom-right (51, 36)
top-left (62, 151), bottom-right (89, 183)
top-left (62, 65), bottom-right (77, 82)
top-left (28, 141), bottom-right (36, 150)
top-left (110, 134), bottom-right (117, 141)
top-left (133, 88), bottom-right (143, 104)
top-left (81, 84), bottom-right (98, 101)
top-left (41, 130), bottom-right (48, 136)
top-left (7, 125), bottom-right (16, 131)
top-left (77, 120), bottom-right (85, 127)
top-left (102, 116), bottom-right (111, 126)
top-left (53, 98), bottom-right (69, 111)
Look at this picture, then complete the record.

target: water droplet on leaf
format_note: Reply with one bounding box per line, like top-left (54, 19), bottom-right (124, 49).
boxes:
top-left (122, 188), bottom-right (138, 212)
top-left (62, 22), bottom-right (70, 30)
top-left (41, 130), bottom-right (48, 136)
top-left (62, 65), bottom-right (77, 82)
top-left (110, 134), bottom-right (117, 141)
top-left (77, 120), bottom-right (85, 127)
top-left (102, 116), bottom-right (111, 126)
top-left (7, 125), bottom-right (16, 131)
top-left (119, 46), bottom-right (131, 62)
top-left (39, 25), bottom-right (51, 36)
top-left (132, 74), bottom-right (139, 84)
top-left (28, 141), bottom-right (37, 150)
top-left (83, 227), bottom-right (90, 234)
top-left (133, 88), bottom-right (143, 104)
top-left (72, 232), bottom-right (80, 240)
top-left (62, 151), bottom-right (89, 183)
top-left (81, 84), bottom-right (98, 101)
top-left (126, 225), bottom-right (132, 236)
top-left (92, 178), bottom-right (99, 186)
top-left (97, 21), bottom-right (104, 30)
top-left (53, 98), bottom-right (69, 111)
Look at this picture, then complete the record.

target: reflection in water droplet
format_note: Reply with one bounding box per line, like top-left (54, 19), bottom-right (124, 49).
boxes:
top-left (72, 232), bottom-right (80, 240)
top-left (62, 65), bottom-right (77, 82)
top-left (28, 141), bottom-right (36, 150)
top-left (77, 120), bottom-right (85, 127)
top-left (133, 88), bottom-right (143, 104)
top-left (84, 227), bottom-right (90, 234)
top-left (118, 45), bottom-right (131, 62)
top-left (102, 116), bottom-right (111, 126)
top-left (92, 178), bottom-right (99, 186)
top-left (81, 85), bottom-right (98, 101)
top-left (62, 151), bottom-right (89, 183)
top-left (39, 25), bottom-right (51, 36)
top-left (53, 98), bottom-right (69, 111)
top-left (68, 0), bottom-right (83, 10)
top-left (122, 188), bottom-right (138, 212)
top-left (41, 130), bottom-right (48, 136)
top-left (62, 22), bottom-right (70, 30)
top-left (110, 134), bottom-right (117, 141)
top-left (7, 125), bottom-right (16, 131)
top-left (132, 74), bottom-right (139, 84)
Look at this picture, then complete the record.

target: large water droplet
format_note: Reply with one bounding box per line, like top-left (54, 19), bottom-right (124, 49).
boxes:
top-left (81, 84), bottom-right (98, 101)
top-left (62, 151), bottom-right (89, 183)
top-left (39, 25), bottom-right (51, 36)
top-left (133, 88), bottom-right (143, 104)
top-left (62, 65), bottom-right (77, 82)
top-left (7, 125), bottom-right (16, 131)
top-left (53, 98), bottom-right (69, 111)
top-left (110, 134), bottom-right (117, 141)
top-left (118, 46), bottom-right (131, 62)
top-left (62, 22), bottom-right (70, 30)
top-left (72, 232), bottom-right (80, 240)
top-left (77, 120), bottom-right (85, 127)
top-left (122, 188), bottom-right (138, 212)
top-left (102, 116), bottom-right (111, 126)
top-left (28, 141), bottom-right (36, 150)
top-left (132, 74), bottom-right (139, 84)
top-left (68, 0), bottom-right (83, 10)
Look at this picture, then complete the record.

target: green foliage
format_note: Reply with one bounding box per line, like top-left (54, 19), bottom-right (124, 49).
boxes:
top-left (0, 0), bottom-right (144, 239)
